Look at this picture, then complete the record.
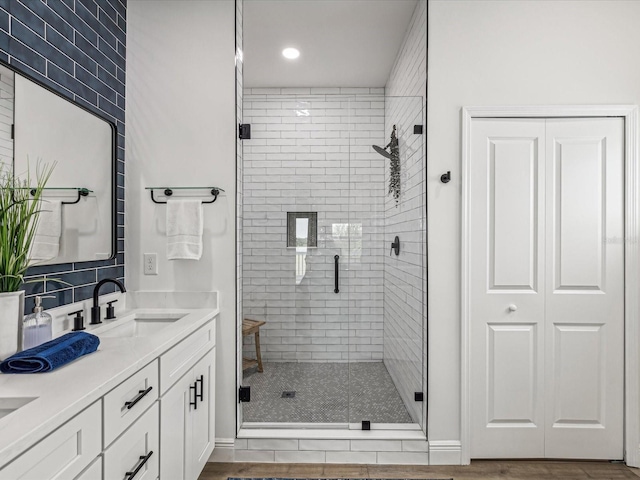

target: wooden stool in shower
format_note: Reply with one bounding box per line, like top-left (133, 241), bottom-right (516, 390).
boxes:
top-left (242, 318), bottom-right (266, 372)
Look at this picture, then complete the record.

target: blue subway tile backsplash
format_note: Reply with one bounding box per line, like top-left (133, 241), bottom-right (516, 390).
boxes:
top-left (77, 0), bottom-right (98, 16)
top-left (9, 1), bottom-right (45, 37)
top-left (11, 19), bottom-right (75, 75)
top-left (0, 30), bottom-right (8, 51)
top-left (8, 38), bottom-right (47, 73)
top-left (76, 63), bottom-right (116, 102)
top-left (2, 0), bottom-right (126, 312)
top-left (97, 0), bottom-right (117, 23)
top-left (45, 26), bottom-right (97, 73)
top-left (24, 1), bottom-right (74, 41)
top-left (0, 9), bottom-right (9, 33)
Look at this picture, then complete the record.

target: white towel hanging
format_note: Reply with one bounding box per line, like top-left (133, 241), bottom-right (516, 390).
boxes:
top-left (166, 199), bottom-right (203, 260)
top-left (30, 200), bottom-right (62, 261)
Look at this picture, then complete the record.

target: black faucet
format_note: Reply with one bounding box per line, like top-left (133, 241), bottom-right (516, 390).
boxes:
top-left (90, 278), bottom-right (126, 325)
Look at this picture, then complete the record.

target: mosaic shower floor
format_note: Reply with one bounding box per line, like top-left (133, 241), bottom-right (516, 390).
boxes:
top-left (241, 362), bottom-right (414, 424)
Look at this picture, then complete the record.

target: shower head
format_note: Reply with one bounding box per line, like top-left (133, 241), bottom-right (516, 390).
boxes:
top-left (372, 144), bottom-right (393, 159)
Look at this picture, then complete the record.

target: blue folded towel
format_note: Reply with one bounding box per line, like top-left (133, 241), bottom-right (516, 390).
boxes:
top-left (0, 332), bottom-right (100, 374)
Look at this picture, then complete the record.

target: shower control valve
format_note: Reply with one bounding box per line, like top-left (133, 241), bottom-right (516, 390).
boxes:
top-left (390, 236), bottom-right (400, 256)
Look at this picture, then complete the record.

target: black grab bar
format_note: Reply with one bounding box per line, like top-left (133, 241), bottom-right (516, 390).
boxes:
top-left (334, 255), bottom-right (339, 293)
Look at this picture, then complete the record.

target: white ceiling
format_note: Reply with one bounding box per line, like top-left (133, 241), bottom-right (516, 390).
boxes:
top-left (243, 0), bottom-right (419, 88)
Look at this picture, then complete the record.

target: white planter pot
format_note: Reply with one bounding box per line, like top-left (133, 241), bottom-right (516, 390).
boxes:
top-left (0, 290), bottom-right (25, 361)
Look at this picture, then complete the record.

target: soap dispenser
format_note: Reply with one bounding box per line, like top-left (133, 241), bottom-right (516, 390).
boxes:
top-left (22, 295), bottom-right (55, 350)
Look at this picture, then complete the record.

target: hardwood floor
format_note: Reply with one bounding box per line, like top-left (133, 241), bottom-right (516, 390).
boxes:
top-left (201, 461), bottom-right (640, 480)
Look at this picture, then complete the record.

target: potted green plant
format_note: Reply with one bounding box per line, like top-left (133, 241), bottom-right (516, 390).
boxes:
top-left (0, 162), bottom-right (53, 360)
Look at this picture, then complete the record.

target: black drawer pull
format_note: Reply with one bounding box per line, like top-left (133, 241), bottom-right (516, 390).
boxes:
top-left (125, 450), bottom-right (153, 480)
top-left (190, 383), bottom-right (198, 409)
top-left (124, 386), bottom-right (153, 410)
top-left (334, 255), bottom-right (339, 293)
top-left (196, 375), bottom-right (204, 401)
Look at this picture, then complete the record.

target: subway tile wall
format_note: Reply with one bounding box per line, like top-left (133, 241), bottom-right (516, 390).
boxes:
top-left (242, 88), bottom-right (386, 362)
top-left (216, 435), bottom-right (429, 464)
top-left (383, 0), bottom-right (427, 424)
top-left (0, 0), bottom-right (126, 312)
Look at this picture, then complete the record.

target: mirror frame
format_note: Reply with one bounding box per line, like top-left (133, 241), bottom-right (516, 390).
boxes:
top-left (0, 58), bottom-right (118, 265)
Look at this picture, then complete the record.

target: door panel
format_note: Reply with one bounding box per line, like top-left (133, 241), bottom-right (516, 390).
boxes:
top-left (160, 370), bottom-right (191, 480)
top-left (486, 323), bottom-right (539, 426)
top-left (544, 118), bottom-right (624, 459)
top-left (470, 119), bottom-right (546, 458)
top-left (551, 323), bottom-right (605, 426)
top-left (553, 136), bottom-right (605, 290)
top-left (489, 138), bottom-right (540, 291)
top-left (189, 350), bottom-right (216, 480)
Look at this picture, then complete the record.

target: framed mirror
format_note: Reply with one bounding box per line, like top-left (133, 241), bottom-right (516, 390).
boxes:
top-left (0, 61), bottom-right (116, 265)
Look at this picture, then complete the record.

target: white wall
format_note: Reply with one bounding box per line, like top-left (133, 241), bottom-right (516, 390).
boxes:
top-left (125, 0), bottom-right (237, 443)
top-left (428, 0), bottom-right (640, 456)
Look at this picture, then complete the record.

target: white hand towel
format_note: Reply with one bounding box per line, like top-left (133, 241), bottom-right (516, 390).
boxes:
top-left (30, 200), bottom-right (62, 261)
top-left (166, 199), bottom-right (203, 260)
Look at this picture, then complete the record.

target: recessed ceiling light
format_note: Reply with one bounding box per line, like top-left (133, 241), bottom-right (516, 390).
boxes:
top-left (282, 47), bottom-right (300, 60)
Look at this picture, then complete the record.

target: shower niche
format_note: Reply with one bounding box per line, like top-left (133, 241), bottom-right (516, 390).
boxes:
top-left (287, 212), bottom-right (317, 285)
top-left (287, 212), bottom-right (318, 248)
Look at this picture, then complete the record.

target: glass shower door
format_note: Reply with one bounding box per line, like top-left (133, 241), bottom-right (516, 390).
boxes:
top-left (241, 94), bottom-right (352, 425)
top-left (284, 95), bottom-right (353, 424)
top-left (348, 95), bottom-right (425, 428)
top-left (241, 92), bottom-right (425, 429)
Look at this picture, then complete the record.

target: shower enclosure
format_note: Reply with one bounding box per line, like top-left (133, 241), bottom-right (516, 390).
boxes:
top-left (240, 91), bottom-right (425, 430)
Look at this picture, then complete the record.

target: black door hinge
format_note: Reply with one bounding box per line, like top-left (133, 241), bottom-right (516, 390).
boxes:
top-left (362, 420), bottom-right (371, 431)
top-left (415, 392), bottom-right (424, 402)
top-left (414, 125), bottom-right (423, 135)
top-left (10, 124), bottom-right (14, 139)
top-left (239, 386), bottom-right (251, 402)
top-left (239, 124), bottom-right (251, 140)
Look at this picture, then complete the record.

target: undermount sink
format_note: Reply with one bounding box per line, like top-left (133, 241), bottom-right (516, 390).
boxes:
top-left (0, 397), bottom-right (37, 420)
top-left (97, 313), bottom-right (186, 338)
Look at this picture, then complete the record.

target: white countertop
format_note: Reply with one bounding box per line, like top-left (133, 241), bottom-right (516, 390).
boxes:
top-left (0, 307), bottom-right (218, 469)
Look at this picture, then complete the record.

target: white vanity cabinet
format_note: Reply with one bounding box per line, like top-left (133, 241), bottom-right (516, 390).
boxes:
top-left (0, 315), bottom-right (217, 480)
top-left (160, 326), bottom-right (216, 480)
top-left (104, 402), bottom-right (159, 480)
top-left (188, 351), bottom-right (216, 479)
top-left (104, 361), bottom-right (159, 448)
top-left (0, 402), bottom-right (101, 480)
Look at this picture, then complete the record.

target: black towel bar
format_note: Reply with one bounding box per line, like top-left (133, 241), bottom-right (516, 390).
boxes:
top-left (147, 186), bottom-right (225, 204)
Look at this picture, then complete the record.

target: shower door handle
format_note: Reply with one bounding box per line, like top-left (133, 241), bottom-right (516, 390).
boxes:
top-left (334, 255), bottom-right (339, 294)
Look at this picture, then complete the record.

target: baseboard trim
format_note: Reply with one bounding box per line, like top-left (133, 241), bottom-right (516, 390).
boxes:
top-left (209, 438), bottom-right (236, 462)
top-left (624, 444), bottom-right (640, 468)
top-left (428, 440), bottom-right (463, 465)
top-left (215, 438), bottom-right (235, 449)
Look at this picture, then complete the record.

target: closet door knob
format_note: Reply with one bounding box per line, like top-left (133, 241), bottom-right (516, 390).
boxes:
top-left (508, 304), bottom-right (518, 312)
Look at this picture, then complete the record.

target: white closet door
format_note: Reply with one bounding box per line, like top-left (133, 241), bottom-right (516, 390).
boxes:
top-left (469, 119), bottom-right (547, 458)
top-left (469, 117), bottom-right (625, 460)
top-left (544, 118), bottom-right (624, 459)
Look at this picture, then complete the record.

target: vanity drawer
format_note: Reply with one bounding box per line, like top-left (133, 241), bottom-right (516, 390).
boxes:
top-left (75, 456), bottom-right (102, 480)
top-left (104, 402), bottom-right (158, 480)
top-left (160, 320), bottom-right (215, 394)
top-left (104, 360), bottom-right (159, 447)
top-left (0, 401), bottom-right (101, 480)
